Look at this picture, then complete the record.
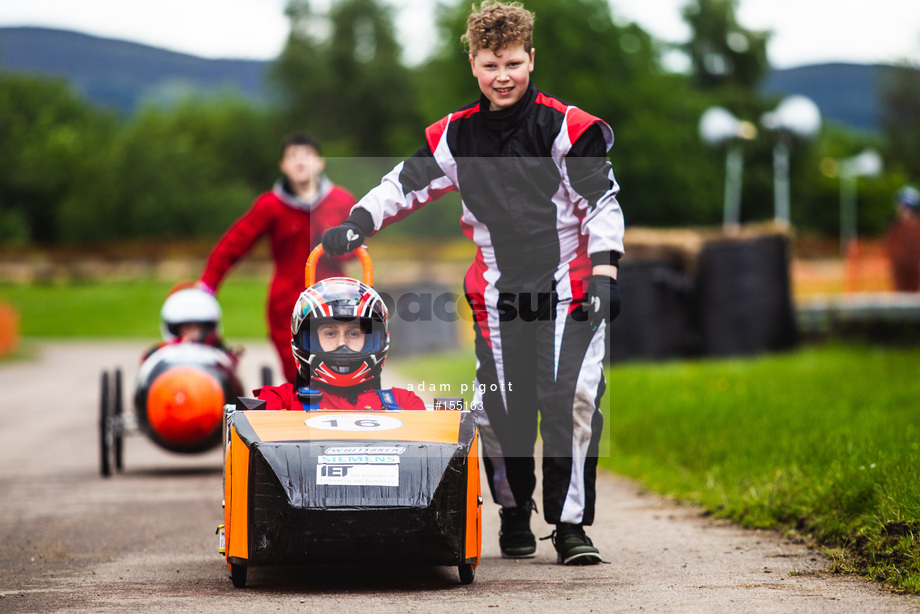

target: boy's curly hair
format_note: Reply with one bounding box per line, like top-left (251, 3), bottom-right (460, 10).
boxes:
top-left (462, 1), bottom-right (534, 56)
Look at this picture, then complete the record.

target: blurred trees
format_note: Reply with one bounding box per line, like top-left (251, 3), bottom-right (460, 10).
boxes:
top-left (271, 0), bottom-right (422, 156)
top-left (0, 73), bottom-right (115, 244)
top-left (0, 73), bottom-right (283, 244)
top-left (681, 0), bottom-right (770, 92)
top-left (56, 97), bottom-right (281, 243)
top-left (0, 0), bottom-right (915, 247)
top-left (880, 63), bottom-right (920, 180)
top-left (680, 0), bottom-right (780, 226)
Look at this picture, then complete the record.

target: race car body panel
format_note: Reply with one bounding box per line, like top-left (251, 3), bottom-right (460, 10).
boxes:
top-left (223, 409), bottom-right (481, 569)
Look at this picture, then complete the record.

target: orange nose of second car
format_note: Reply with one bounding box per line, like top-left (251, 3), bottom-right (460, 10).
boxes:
top-left (147, 366), bottom-right (224, 445)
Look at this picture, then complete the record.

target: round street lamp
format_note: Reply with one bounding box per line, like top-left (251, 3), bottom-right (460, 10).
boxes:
top-left (699, 107), bottom-right (758, 232)
top-left (837, 148), bottom-right (883, 255)
top-left (761, 95), bottom-right (822, 227)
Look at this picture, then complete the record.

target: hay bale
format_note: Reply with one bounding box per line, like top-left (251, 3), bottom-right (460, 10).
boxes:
top-left (0, 302), bottom-right (19, 358)
top-left (608, 260), bottom-right (698, 363)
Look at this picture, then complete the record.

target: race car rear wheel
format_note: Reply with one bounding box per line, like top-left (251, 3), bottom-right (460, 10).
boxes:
top-left (458, 563), bottom-right (475, 585)
top-left (230, 563), bottom-right (247, 588)
top-left (113, 368), bottom-right (124, 472)
top-left (99, 371), bottom-right (111, 478)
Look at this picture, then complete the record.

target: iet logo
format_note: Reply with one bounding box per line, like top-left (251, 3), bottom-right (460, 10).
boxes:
top-left (320, 465), bottom-right (352, 477)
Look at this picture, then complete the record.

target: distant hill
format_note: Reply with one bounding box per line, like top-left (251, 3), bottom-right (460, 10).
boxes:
top-left (760, 62), bottom-right (899, 132)
top-left (0, 26), bottom-right (896, 131)
top-left (0, 26), bottom-right (271, 113)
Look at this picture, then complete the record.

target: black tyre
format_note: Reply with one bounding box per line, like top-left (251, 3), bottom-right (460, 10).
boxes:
top-left (230, 563), bottom-right (247, 588)
top-left (99, 371), bottom-right (111, 478)
top-left (260, 366), bottom-right (273, 387)
top-left (113, 368), bottom-right (124, 472)
top-left (458, 564), bottom-right (475, 585)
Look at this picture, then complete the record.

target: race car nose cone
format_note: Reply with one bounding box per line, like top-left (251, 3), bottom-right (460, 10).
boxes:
top-left (148, 366), bottom-right (224, 445)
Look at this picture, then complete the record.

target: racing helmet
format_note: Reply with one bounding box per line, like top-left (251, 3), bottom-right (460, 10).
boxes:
top-left (291, 277), bottom-right (389, 388)
top-left (895, 185), bottom-right (920, 210)
top-left (160, 288), bottom-right (222, 343)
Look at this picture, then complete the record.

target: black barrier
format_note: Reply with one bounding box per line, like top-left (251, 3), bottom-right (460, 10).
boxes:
top-left (378, 282), bottom-right (460, 357)
top-left (607, 260), bottom-right (698, 363)
top-left (373, 234), bottom-right (796, 361)
top-left (696, 235), bottom-right (798, 357)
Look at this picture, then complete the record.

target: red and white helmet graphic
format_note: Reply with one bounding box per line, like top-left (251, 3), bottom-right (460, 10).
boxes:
top-left (290, 277), bottom-right (389, 388)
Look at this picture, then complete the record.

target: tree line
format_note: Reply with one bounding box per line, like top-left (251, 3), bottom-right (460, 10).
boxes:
top-left (1, 0), bottom-right (918, 247)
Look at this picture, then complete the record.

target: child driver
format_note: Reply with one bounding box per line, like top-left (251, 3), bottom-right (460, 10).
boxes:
top-left (255, 277), bottom-right (425, 412)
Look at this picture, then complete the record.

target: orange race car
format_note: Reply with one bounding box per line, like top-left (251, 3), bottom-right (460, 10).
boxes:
top-left (218, 247), bottom-right (482, 587)
top-left (98, 287), bottom-right (257, 477)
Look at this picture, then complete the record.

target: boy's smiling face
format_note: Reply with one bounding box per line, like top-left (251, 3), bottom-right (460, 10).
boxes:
top-left (469, 44), bottom-right (535, 112)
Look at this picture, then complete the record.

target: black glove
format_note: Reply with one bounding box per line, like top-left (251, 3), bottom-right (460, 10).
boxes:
top-left (584, 275), bottom-right (621, 331)
top-left (322, 209), bottom-right (373, 255)
top-left (322, 222), bottom-right (365, 255)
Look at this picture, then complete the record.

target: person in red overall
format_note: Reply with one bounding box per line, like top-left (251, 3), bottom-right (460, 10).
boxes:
top-left (255, 277), bottom-right (425, 411)
top-left (198, 133), bottom-right (356, 383)
top-left (883, 185), bottom-right (920, 292)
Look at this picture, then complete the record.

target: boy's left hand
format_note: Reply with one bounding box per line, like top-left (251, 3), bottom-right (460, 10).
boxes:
top-left (585, 275), bottom-right (621, 331)
top-left (322, 222), bottom-right (365, 255)
top-left (322, 209), bottom-right (374, 256)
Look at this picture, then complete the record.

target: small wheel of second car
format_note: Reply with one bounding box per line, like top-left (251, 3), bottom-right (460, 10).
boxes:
top-left (99, 370), bottom-right (111, 478)
top-left (260, 365), bottom-right (273, 387)
top-left (113, 367), bottom-right (124, 472)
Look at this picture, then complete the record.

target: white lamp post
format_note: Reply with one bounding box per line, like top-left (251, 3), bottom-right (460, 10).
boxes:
top-left (761, 95), bottom-right (822, 227)
top-left (837, 148), bottom-right (883, 256)
top-left (699, 107), bottom-right (758, 232)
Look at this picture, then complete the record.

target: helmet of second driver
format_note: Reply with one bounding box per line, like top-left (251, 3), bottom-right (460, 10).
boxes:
top-left (160, 288), bottom-right (222, 343)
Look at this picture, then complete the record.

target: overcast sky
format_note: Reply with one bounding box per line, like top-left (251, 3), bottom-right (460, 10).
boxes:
top-left (1, 0), bottom-right (918, 69)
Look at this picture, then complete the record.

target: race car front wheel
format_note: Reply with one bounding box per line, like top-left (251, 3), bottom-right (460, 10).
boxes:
top-left (99, 371), bottom-right (112, 477)
top-left (230, 563), bottom-right (247, 588)
top-left (459, 563), bottom-right (475, 585)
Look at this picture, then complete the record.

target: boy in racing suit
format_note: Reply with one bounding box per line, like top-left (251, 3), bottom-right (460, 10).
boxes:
top-left (199, 133), bottom-right (356, 384)
top-left (322, 1), bottom-right (623, 565)
top-left (255, 277), bottom-right (425, 412)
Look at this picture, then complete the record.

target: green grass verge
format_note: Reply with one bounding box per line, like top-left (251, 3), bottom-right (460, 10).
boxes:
top-left (394, 345), bottom-right (920, 594)
top-left (0, 278), bottom-right (269, 340)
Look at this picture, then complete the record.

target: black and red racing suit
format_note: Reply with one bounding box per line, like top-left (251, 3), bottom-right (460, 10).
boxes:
top-left (349, 82), bottom-right (624, 526)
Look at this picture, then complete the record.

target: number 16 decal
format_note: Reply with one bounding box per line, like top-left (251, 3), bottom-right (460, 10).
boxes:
top-left (305, 414), bottom-right (404, 432)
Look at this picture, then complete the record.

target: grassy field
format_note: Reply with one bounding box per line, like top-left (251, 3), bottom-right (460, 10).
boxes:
top-left (0, 277), bottom-right (270, 340)
top-left (2, 278), bottom-right (918, 592)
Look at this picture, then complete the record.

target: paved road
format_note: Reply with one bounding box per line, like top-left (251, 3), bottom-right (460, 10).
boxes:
top-left (1, 341), bottom-right (918, 613)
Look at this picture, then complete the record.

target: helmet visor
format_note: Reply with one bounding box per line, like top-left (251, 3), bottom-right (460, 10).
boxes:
top-left (297, 317), bottom-right (385, 354)
top-left (166, 321), bottom-right (218, 342)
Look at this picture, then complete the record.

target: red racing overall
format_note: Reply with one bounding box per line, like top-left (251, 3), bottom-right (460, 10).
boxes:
top-left (200, 179), bottom-right (355, 383)
top-left (255, 382), bottom-right (426, 412)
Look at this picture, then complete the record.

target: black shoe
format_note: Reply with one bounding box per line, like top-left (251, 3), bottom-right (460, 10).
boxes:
top-left (499, 501), bottom-right (537, 558)
top-left (544, 523), bottom-right (602, 566)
